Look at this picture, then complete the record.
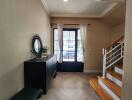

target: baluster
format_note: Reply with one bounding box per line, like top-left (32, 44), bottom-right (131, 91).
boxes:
top-left (121, 42), bottom-right (124, 57)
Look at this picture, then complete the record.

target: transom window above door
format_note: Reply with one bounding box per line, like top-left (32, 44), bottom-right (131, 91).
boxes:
top-left (53, 28), bottom-right (83, 62)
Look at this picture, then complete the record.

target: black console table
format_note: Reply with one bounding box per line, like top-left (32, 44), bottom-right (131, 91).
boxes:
top-left (24, 55), bottom-right (57, 94)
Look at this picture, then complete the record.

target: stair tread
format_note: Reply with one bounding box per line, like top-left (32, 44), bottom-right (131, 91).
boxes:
top-left (107, 70), bottom-right (122, 81)
top-left (98, 76), bottom-right (121, 98)
top-left (89, 78), bottom-right (113, 100)
top-left (115, 63), bottom-right (123, 69)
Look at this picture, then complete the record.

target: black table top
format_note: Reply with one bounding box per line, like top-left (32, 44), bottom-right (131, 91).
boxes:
top-left (25, 54), bottom-right (54, 62)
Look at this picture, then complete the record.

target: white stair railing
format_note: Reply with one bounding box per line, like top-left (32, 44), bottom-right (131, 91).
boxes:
top-left (102, 36), bottom-right (124, 78)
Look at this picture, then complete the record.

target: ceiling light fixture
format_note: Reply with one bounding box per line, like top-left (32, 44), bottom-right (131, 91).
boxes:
top-left (63, 0), bottom-right (68, 2)
top-left (96, 0), bottom-right (102, 1)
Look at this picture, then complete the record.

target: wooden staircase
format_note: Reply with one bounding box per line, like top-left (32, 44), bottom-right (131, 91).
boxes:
top-left (89, 36), bottom-right (124, 100)
top-left (89, 78), bottom-right (113, 100)
top-left (90, 61), bottom-right (123, 100)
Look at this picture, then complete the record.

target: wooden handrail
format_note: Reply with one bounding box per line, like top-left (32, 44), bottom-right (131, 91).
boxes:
top-left (104, 35), bottom-right (124, 50)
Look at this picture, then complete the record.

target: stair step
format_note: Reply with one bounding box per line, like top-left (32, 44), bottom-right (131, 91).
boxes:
top-left (115, 63), bottom-right (123, 69)
top-left (98, 77), bottom-right (121, 98)
top-left (114, 66), bottom-right (123, 75)
top-left (106, 72), bottom-right (122, 87)
top-left (107, 70), bottom-right (122, 81)
top-left (89, 78), bottom-right (113, 100)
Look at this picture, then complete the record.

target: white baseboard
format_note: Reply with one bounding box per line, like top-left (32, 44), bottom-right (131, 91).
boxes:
top-left (84, 70), bottom-right (102, 74)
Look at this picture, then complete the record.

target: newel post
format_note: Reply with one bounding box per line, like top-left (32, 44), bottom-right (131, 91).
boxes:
top-left (102, 48), bottom-right (107, 78)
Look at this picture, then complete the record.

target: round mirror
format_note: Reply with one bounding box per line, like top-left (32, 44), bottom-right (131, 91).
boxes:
top-left (32, 35), bottom-right (43, 58)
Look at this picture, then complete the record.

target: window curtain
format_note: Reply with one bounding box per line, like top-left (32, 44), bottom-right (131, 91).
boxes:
top-left (57, 24), bottom-right (63, 63)
top-left (80, 24), bottom-right (87, 62)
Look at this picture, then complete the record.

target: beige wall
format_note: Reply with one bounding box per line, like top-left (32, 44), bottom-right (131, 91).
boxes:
top-left (110, 23), bottom-right (125, 42)
top-left (0, 0), bottom-right (51, 99)
top-left (51, 17), bottom-right (111, 72)
top-left (122, 0), bottom-right (132, 99)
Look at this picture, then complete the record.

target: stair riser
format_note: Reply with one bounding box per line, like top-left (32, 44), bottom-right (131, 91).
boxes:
top-left (106, 73), bottom-right (122, 87)
top-left (114, 67), bottom-right (123, 75)
top-left (98, 79), bottom-right (121, 100)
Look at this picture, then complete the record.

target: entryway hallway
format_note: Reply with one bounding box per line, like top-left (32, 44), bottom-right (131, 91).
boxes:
top-left (39, 72), bottom-right (100, 100)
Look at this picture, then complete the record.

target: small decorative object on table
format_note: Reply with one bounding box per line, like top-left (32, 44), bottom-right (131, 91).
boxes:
top-left (42, 46), bottom-right (49, 57)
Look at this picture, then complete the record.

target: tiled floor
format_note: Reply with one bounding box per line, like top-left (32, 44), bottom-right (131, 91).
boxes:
top-left (39, 72), bottom-right (100, 100)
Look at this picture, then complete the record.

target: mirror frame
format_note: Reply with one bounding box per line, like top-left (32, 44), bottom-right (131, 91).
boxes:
top-left (32, 35), bottom-right (43, 58)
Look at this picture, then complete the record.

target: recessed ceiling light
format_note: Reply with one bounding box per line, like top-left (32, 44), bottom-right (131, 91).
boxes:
top-left (63, 0), bottom-right (68, 2)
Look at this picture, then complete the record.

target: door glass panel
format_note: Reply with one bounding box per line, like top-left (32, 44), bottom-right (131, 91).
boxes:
top-left (69, 31), bottom-right (75, 40)
top-left (54, 28), bottom-right (83, 62)
top-left (68, 51), bottom-right (75, 61)
top-left (63, 51), bottom-right (68, 61)
top-left (63, 30), bottom-right (75, 61)
top-left (68, 40), bottom-right (75, 51)
top-left (63, 31), bottom-right (69, 41)
top-left (63, 41), bottom-right (68, 51)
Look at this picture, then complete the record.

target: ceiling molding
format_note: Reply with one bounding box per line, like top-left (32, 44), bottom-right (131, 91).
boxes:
top-left (100, 2), bottom-right (118, 17)
top-left (41, 0), bottom-right (119, 18)
top-left (96, 0), bottom-right (125, 2)
top-left (51, 2), bottom-right (118, 18)
top-left (50, 13), bottom-right (101, 18)
top-left (41, 0), bottom-right (50, 14)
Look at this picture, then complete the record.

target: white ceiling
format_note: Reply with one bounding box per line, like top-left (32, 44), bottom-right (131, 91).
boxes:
top-left (41, 0), bottom-right (125, 18)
